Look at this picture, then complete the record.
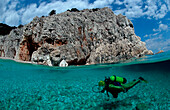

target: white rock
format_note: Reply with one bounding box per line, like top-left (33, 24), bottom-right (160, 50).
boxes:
top-left (59, 59), bottom-right (68, 67)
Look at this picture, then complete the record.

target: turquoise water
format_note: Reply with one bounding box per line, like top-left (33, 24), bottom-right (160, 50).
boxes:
top-left (0, 51), bottom-right (170, 109)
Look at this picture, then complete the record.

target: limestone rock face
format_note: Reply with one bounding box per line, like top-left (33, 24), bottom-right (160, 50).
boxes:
top-left (0, 7), bottom-right (152, 66)
top-left (147, 50), bottom-right (154, 55)
top-left (0, 28), bottom-right (23, 59)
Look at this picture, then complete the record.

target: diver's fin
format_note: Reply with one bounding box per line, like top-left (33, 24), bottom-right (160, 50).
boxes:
top-left (139, 77), bottom-right (148, 83)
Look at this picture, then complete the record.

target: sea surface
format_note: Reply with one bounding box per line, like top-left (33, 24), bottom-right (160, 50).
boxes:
top-left (0, 51), bottom-right (170, 110)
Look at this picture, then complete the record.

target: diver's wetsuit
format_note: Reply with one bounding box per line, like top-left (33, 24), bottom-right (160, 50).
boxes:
top-left (102, 81), bottom-right (123, 98)
top-left (103, 79), bottom-right (142, 98)
top-left (109, 82), bottom-right (122, 98)
top-left (108, 89), bottom-right (119, 98)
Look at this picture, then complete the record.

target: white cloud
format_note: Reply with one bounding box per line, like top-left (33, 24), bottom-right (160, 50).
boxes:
top-left (155, 4), bottom-right (168, 19)
top-left (5, 10), bottom-right (20, 26)
top-left (159, 24), bottom-right (168, 31)
top-left (91, 0), bottom-right (114, 8)
top-left (145, 22), bottom-right (169, 52)
top-left (113, 0), bottom-right (169, 20)
top-left (125, 5), bottom-right (144, 18)
top-left (143, 0), bottom-right (158, 19)
top-left (124, 0), bottom-right (143, 7)
top-left (115, 0), bottom-right (123, 5)
top-left (153, 33), bottom-right (159, 36)
top-left (114, 0), bottom-right (144, 18)
top-left (0, 0), bottom-right (20, 26)
top-left (144, 34), bottom-right (148, 37)
top-left (153, 23), bottom-right (169, 32)
top-left (8, 1), bottom-right (19, 10)
top-left (20, 0), bottom-right (88, 24)
top-left (1, 0), bottom-right (115, 26)
top-left (1, 0), bottom-right (170, 26)
top-left (153, 29), bottom-right (156, 32)
top-left (114, 8), bottom-right (126, 15)
top-left (165, 0), bottom-right (170, 11)
top-left (0, 0), bottom-right (10, 22)
top-left (145, 36), bottom-right (170, 53)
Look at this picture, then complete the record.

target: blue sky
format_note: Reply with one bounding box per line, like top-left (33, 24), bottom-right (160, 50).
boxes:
top-left (0, 0), bottom-right (169, 53)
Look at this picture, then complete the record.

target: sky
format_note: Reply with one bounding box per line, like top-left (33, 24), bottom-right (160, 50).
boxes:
top-left (0, 0), bottom-right (169, 53)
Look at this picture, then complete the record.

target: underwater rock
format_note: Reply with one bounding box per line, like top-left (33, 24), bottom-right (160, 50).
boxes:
top-left (136, 103), bottom-right (149, 110)
top-left (0, 7), bottom-right (152, 66)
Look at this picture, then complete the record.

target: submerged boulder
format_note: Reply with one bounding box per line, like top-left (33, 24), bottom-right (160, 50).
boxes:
top-left (0, 7), bottom-right (152, 66)
top-left (136, 103), bottom-right (149, 110)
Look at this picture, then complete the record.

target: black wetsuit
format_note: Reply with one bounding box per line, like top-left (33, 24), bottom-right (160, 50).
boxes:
top-left (102, 81), bottom-right (122, 98)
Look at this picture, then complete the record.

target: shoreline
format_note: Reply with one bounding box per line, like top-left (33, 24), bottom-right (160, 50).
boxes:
top-left (0, 57), bottom-right (33, 64)
top-left (0, 57), bottom-right (94, 66)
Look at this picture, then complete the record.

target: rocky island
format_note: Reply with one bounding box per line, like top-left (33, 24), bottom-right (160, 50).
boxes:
top-left (0, 7), bottom-right (153, 66)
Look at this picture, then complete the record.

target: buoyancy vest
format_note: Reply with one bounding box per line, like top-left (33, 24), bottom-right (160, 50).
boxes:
top-left (110, 75), bottom-right (127, 84)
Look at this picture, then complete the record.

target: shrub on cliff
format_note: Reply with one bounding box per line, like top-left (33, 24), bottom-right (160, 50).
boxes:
top-left (49, 10), bottom-right (56, 16)
top-left (0, 23), bottom-right (16, 35)
top-left (70, 8), bottom-right (80, 12)
top-left (18, 24), bottom-right (23, 28)
top-left (92, 8), bottom-right (99, 12)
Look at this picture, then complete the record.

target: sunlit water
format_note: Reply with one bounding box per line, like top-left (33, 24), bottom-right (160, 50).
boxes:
top-left (0, 51), bottom-right (170, 110)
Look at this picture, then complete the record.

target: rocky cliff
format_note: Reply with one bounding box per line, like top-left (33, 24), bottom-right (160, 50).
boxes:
top-left (0, 7), bottom-right (153, 66)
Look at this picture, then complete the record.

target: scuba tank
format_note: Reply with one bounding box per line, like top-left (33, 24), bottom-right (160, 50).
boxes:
top-left (110, 75), bottom-right (127, 84)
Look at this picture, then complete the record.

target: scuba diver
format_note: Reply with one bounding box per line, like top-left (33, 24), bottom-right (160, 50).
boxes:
top-left (97, 75), bottom-right (148, 98)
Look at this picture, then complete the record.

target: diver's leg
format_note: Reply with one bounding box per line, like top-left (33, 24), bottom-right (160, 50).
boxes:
top-left (109, 90), bottom-right (119, 98)
top-left (121, 79), bottom-right (141, 91)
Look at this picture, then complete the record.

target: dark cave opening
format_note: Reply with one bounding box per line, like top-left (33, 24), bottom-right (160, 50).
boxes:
top-left (27, 38), bottom-right (40, 60)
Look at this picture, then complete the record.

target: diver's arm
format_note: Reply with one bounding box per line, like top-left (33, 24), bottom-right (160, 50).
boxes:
top-left (109, 84), bottom-right (125, 91)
